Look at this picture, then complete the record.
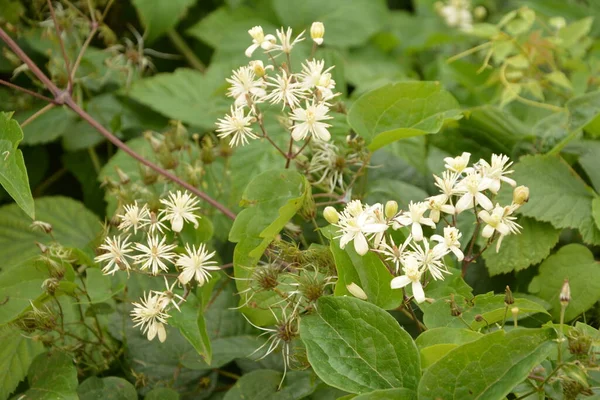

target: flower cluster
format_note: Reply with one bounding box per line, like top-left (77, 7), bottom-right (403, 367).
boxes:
top-left (216, 22), bottom-right (341, 147)
top-left (435, 0), bottom-right (475, 31)
top-left (324, 153), bottom-right (528, 304)
top-left (94, 190), bottom-right (218, 342)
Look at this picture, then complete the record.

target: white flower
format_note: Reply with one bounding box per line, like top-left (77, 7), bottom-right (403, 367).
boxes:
top-left (298, 59), bottom-right (337, 100)
top-left (390, 256), bottom-right (426, 303)
top-left (131, 292), bottom-right (170, 342)
top-left (426, 194), bottom-right (456, 223)
top-left (134, 234), bottom-right (177, 275)
top-left (153, 277), bottom-right (186, 312)
top-left (264, 70), bottom-right (304, 110)
top-left (271, 27), bottom-right (305, 54)
top-left (147, 211), bottom-right (168, 234)
top-left (433, 170), bottom-right (459, 198)
top-left (159, 191), bottom-right (200, 232)
top-left (392, 202), bottom-right (436, 241)
top-left (117, 202), bottom-right (150, 234)
top-left (245, 26), bottom-right (276, 57)
top-left (310, 22), bottom-right (325, 45)
top-left (334, 200), bottom-right (389, 256)
top-left (410, 238), bottom-right (449, 281)
top-left (479, 154), bottom-right (516, 194)
top-left (95, 235), bottom-right (134, 275)
top-left (454, 171), bottom-right (493, 213)
top-left (290, 100), bottom-right (333, 141)
top-left (444, 152), bottom-right (472, 174)
top-left (478, 204), bottom-right (522, 249)
top-left (308, 141), bottom-right (346, 192)
top-left (226, 66), bottom-right (266, 107)
top-left (438, 0), bottom-right (473, 30)
top-left (249, 59), bottom-right (272, 77)
top-left (176, 243), bottom-right (219, 285)
top-left (216, 106), bottom-right (259, 147)
top-left (376, 235), bottom-right (412, 272)
top-left (431, 226), bottom-right (464, 261)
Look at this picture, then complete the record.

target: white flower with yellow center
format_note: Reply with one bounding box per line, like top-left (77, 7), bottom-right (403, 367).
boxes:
top-left (376, 235), bottom-right (412, 272)
top-left (392, 201), bottom-right (436, 241)
top-left (226, 66), bottom-right (266, 107)
top-left (410, 238), bottom-right (449, 281)
top-left (433, 170), bottom-right (459, 198)
top-left (390, 255), bottom-right (426, 303)
top-left (216, 106), bottom-right (258, 147)
top-left (117, 201), bottom-right (150, 234)
top-left (245, 26), bottom-right (277, 57)
top-left (134, 235), bottom-right (177, 275)
top-left (264, 70), bottom-right (304, 110)
top-left (478, 204), bottom-right (522, 251)
top-left (444, 152), bottom-right (472, 174)
top-left (298, 60), bottom-right (337, 100)
top-left (290, 100), bottom-right (333, 141)
top-left (479, 154), bottom-right (516, 194)
top-left (334, 200), bottom-right (389, 256)
top-left (431, 226), bottom-right (464, 261)
top-left (95, 235), bottom-right (134, 275)
top-left (426, 194), bottom-right (455, 223)
top-left (131, 291), bottom-right (170, 342)
top-left (176, 243), bottom-right (219, 285)
top-left (159, 191), bottom-right (200, 232)
top-left (454, 171), bottom-right (493, 213)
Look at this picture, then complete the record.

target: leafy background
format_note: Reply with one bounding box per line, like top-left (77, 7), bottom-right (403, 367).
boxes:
top-left (1, 0), bottom-right (600, 399)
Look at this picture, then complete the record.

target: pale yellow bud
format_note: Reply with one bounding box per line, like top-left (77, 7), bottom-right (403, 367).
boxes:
top-left (346, 282), bottom-right (368, 300)
top-left (323, 206), bottom-right (339, 224)
top-left (385, 201), bottom-right (398, 219)
top-left (513, 185), bottom-right (530, 205)
top-left (310, 22), bottom-right (325, 45)
top-left (473, 6), bottom-right (487, 19)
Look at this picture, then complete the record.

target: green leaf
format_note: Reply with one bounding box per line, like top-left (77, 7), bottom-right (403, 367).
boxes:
top-left (593, 197), bottom-right (600, 231)
top-left (85, 268), bottom-right (126, 304)
top-left (415, 328), bottom-right (483, 369)
top-left (229, 169), bottom-right (309, 325)
top-left (23, 351), bottom-right (78, 400)
top-left (418, 328), bottom-right (556, 400)
top-left (352, 388), bottom-right (416, 400)
top-left (529, 244), bottom-right (600, 321)
top-left (300, 296), bottom-right (420, 394)
top-left (145, 388), bottom-right (180, 400)
top-left (17, 105), bottom-right (76, 145)
top-left (422, 292), bottom-right (550, 330)
top-left (127, 67), bottom-right (227, 130)
top-left (224, 370), bottom-right (318, 400)
top-left (329, 237), bottom-right (403, 310)
top-left (0, 112), bottom-right (34, 219)
top-left (347, 82), bottom-right (461, 151)
top-left (482, 217), bottom-right (561, 276)
top-left (169, 293), bottom-right (212, 364)
top-left (272, 0), bottom-right (388, 48)
top-left (0, 325), bottom-right (44, 400)
top-left (508, 155), bottom-right (600, 245)
top-left (0, 196), bottom-right (102, 268)
top-left (558, 17), bottom-right (594, 48)
top-left (77, 377), bottom-right (137, 400)
top-left (132, 0), bottom-right (196, 42)
top-left (0, 259), bottom-right (50, 325)
top-left (566, 90), bottom-right (600, 132)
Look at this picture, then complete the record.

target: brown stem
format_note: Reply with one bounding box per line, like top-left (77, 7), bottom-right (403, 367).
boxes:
top-left (284, 135), bottom-right (294, 169)
top-left (291, 136), bottom-right (311, 158)
top-left (0, 26), bottom-right (237, 221)
top-left (0, 79), bottom-right (56, 103)
top-left (47, 0), bottom-right (73, 92)
top-left (70, 22), bottom-right (98, 82)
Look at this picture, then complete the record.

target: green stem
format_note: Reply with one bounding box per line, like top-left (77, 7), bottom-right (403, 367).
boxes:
top-left (167, 29), bottom-right (205, 72)
top-left (547, 130), bottom-right (578, 156)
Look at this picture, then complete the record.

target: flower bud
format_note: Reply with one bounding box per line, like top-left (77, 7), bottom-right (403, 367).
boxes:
top-left (385, 200), bottom-right (398, 219)
top-left (310, 22), bottom-right (325, 45)
top-left (346, 282), bottom-right (367, 300)
top-left (323, 206), bottom-right (339, 224)
top-left (35, 241), bottom-right (48, 254)
top-left (473, 5), bottom-right (487, 19)
top-left (115, 166), bottom-right (130, 185)
top-left (30, 220), bottom-right (53, 234)
top-left (504, 285), bottom-right (514, 305)
top-left (512, 185), bottom-right (530, 205)
top-left (42, 278), bottom-right (60, 296)
top-left (560, 279), bottom-right (571, 305)
top-left (474, 314), bottom-right (484, 322)
top-left (511, 307), bottom-right (519, 318)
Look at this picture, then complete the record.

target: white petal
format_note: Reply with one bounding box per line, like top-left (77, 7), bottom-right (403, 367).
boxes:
top-left (451, 247), bottom-right (465, 262)
top-left (245, 43), bottom-right (259, 57)
top-left (157, 323), bottom-right (167, 343)
top-left (430, 234), bottom-right (444, 244)
top-left (354, 233), bottom-right (369, 256)
top-left (482, 224), bottom-right (495, 238)
top-left (496, 222), bottom-right (510, 235)
top-left (171, 215), bottom-right (184, 232)
top-left (455, 194), bottom-right (473, 213)
top-left (411, 223), bottom-right (423, 241)
top-left (390, 275), bottom-right (411, 289)
top-left (475, 192), bottom-right (493, 211)
top-left (339, 232), bottom-right (354, 249)
top-left (501, 176), bottom-right (517, 187)
top-left (412, 281), bottom-right (426, 303)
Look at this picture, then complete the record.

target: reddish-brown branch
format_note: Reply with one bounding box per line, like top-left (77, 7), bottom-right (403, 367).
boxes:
top-left (0, 79), bottom-right (57, 103)
top-left (0, 26), bottom-right (237, 221)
